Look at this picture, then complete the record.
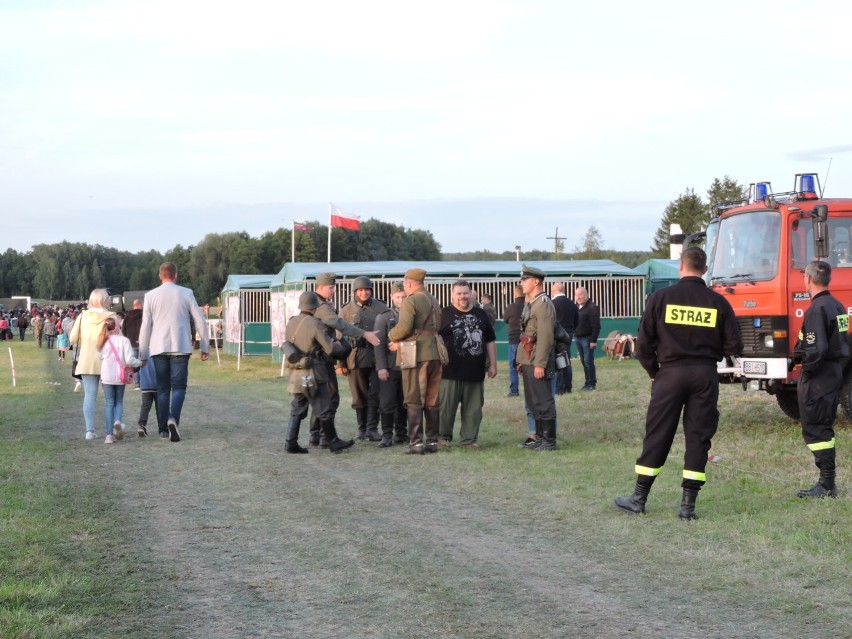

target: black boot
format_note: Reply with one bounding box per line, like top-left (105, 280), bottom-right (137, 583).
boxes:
top-left (394, 406), bottom-right (408, 443)
top-left (321, 418), bottom-right (354, 454)
top-left (615, 480), bottom-right (652, 515)
top-left (309, 415), bottom-right (321, 447)
top-left (365, 406), bottom-right (382, 441)
top-left (678, 487), bottom-right (700, 520)
top-left (798, 449), bottom-right (838, 498)
top-left (533, 419), bottom-right (557, 451)
top-left (329, 437), bottom-right (355, 454)
top-left (406, 407), bottom-right (424, 454)
top-left (285, 416), bottom-right (309, 454)
top-left (379, 412), bottom-right (394, 448)
top-left (355, 408), bottom-right (368, 440)
top-left (424, 407), bottom-right (440, 453)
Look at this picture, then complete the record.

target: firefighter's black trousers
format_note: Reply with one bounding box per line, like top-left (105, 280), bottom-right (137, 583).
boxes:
top-left (636, 362), bottom-right (719, 490)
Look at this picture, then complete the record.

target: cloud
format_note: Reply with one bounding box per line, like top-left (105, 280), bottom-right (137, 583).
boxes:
top-left (787, 144), bottom-right (852, 163)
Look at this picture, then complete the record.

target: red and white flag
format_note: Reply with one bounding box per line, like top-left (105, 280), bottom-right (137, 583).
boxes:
top-left (330, 205), bottom-right (360, 231)
top-left (293, 222), bottom-right (312, 231)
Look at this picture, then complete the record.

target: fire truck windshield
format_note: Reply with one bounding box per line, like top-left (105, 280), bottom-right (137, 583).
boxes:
top-left (709, 210), bottom-right (781, 283)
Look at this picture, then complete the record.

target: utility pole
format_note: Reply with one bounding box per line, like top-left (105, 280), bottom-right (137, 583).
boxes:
top-left (546, 227), bottom-right (566, 258)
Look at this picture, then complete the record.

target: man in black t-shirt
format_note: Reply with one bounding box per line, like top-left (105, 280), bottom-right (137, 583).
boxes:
top-left (438, 280), bottom-right (497, 449)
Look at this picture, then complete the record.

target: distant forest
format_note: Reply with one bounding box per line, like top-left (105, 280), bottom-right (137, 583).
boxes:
top-left (2, 218), bottom-right (651, 305)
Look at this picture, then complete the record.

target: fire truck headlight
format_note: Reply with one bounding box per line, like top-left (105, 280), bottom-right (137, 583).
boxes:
top-left (764, 335), bottom-right (774, 349)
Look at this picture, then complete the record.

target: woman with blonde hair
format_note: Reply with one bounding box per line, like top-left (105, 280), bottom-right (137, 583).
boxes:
top-left (69, 289), bottom-right (118, 440)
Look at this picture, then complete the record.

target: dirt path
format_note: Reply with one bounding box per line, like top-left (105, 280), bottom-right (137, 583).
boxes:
top-left (51, 372), bottom-right (834, 639)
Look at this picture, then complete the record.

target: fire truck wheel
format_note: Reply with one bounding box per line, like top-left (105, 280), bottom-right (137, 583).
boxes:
top-left (775, 390), bottom-right (800, 420)
top-left (841, 381), bottom-right (852, 422)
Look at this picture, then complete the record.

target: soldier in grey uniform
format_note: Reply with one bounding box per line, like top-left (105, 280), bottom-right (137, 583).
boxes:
top-left (388, 268), bottom-right (443, 454)
top-left (309, 273), bottom-right (381, 446)
top-left (284, 292), bottom-right (354, 455)
top-left (516, 264), bottom-right (558, 451)
top-left (374, 282), bottom-right (409, 447)
top-left (339, 276), bottom-right (388, 441)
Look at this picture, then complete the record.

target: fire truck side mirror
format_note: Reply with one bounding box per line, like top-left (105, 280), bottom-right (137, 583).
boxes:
top-left (812, 205), bottom-right (829, 260)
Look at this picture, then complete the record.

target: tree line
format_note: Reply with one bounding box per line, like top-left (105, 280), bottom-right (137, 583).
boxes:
top-left (3, 179), bottom-right (746, 305)
top-left (2, 220), bottom-right (441, 305)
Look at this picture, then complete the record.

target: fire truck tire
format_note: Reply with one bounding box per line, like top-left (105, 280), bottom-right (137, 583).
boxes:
top-left (775, 390), bottom-right (800, 420)
top-left (841, 381), bottom-right (852, 421)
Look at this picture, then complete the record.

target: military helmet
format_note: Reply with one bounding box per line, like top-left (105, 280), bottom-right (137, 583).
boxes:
top-left (352, 275), bottom-right (373, 290)
top-left (298, 291), bottom-right (320, 310)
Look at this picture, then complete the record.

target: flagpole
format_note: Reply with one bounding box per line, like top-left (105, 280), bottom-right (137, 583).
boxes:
top-left (291, 220), bottom-right (296, 264)
top-left (327, 202), bottom-right (333, 263)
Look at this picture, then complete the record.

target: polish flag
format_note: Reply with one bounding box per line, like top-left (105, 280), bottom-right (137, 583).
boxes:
top-left (294, 223), bottom-right (312, 231)
top-left (330, 206), bottom-right (360, 231)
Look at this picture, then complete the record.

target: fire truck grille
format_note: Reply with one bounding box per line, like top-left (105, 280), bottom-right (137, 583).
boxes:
top-left (737, 316), bottom-right (775, 354)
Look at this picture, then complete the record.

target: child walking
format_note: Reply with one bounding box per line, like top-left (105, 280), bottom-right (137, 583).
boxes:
top-left (56, 327), bottom-right (70, 361)
top-left (97, 317), bottom-right (142, 444)
top-left (136, 357), bottom-right (160, 437)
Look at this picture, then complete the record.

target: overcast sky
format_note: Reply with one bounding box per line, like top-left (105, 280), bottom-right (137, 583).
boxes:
top-left (4, 0), bottom-right (852, 257)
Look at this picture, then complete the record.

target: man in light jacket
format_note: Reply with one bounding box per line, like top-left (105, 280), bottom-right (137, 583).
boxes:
top-left (138, 262), bottom-right (209, 442)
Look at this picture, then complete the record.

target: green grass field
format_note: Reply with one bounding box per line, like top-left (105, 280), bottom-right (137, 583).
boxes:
top-left (1, 339), bottom-right (849, 638)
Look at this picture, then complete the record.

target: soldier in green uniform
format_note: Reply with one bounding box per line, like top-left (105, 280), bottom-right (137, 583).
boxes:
top-left (339, 276), bottom-right (388, 441)
top-left (309, 273), bottom-right (381, 447)
top-left (374, 282), bottom-right (409, 447)
top-left (388, 268), bottom-right (443, 454)
top-left (516, 265), bottom-right (558, 451)
top-left (284, 291), bottom-right (354, 455)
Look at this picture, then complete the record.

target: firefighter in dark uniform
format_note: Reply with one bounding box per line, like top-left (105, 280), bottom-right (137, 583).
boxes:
top-left (309, 273), bottom-right (381, 447)
top-left (794, 260), bottom-right (847, 498)
top-left (374, 282), bottom-right (409, 447)
top-left (615, 247), bottom-right (742, 519)
top-left (283, 292), bottom-right (355, 454)
top-left (516, 264), bottom-right (559, 451)
top-left (339, 276), bottom-right (388, 441)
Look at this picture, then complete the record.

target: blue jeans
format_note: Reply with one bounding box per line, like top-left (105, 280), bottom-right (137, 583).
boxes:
top-left (153, 354), bottom-right (190, 432)
top-left (508, 342), bottom-right (519, 395)
top-left (81, 374), bottom-right (101, 432)
top-left (575, 336), bottom-right (597, 389)
top-left (102, 383), bottom-right (126, 435)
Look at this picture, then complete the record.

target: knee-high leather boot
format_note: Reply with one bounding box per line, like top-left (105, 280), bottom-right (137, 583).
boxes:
top-left (407, 408), bottom-right (424, 454)
top-left (424, 407), bottom-right (440, 453)
top-left (355, 407), bottom-right (368, 440)
top-left (365, 406), bottom-right (382, 441)
top-left (394, 406), bottom-right (408, 443)
top-left (309, 414), bottom-right (321, 446)
top-left (285, 416), bottom-right (309, 454)
top-left (379, 412), bottom-right (394, 448)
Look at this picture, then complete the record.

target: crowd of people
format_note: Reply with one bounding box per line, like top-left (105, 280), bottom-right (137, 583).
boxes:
top-left (282, 250), bottom-right (843, 518)
top-left (16, 254), bottom-right (842, 519)
top-left (0, 303), bottom-right (82, 350)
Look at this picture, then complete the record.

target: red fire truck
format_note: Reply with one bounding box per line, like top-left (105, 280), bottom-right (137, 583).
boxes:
top-left (702, 173), bottom-right (852, 419)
